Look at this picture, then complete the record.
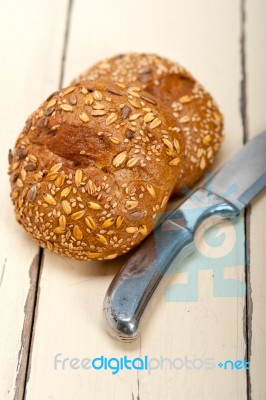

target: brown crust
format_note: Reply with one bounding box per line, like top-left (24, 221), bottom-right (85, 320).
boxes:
top-left (74, 53), bottom-right (224, 193)
top-left (9, 80), bottom-right (185, 261)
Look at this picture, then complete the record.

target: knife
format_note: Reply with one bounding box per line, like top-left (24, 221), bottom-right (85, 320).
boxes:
top-left (103, 131), bottom-right (266, 342)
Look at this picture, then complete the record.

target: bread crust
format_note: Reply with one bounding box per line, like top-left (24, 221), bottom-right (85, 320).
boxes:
top-left (9, 80), bottom-right (185, 260)
top-left (75, 53), bottom-right (224, 193)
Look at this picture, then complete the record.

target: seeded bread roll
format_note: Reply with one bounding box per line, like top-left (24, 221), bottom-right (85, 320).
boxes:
top-left (9, 80), bottom-right (185, 261)
top-left (74, 53), bottom-right (224, 193)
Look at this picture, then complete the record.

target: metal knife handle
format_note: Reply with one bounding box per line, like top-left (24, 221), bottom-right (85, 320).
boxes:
top-left (103, 188), bottom-right (239, 341)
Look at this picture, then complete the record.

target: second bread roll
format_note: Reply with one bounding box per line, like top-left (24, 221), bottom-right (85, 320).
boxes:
top-left (75, 53), bottom-right (224, 194)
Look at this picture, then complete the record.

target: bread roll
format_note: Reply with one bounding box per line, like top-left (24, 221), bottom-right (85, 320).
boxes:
top-left (9, 80), bottom-right (185, 260)
top-left (75, 53), bottom-right (224, 193)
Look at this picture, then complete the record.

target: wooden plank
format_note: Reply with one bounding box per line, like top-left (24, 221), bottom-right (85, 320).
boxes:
top-left (246, 0), bottom-right (266, 398)
top-left (0, 1), bottom-right (68, 399)
top-left (25, 0), bottom-right (247, 399)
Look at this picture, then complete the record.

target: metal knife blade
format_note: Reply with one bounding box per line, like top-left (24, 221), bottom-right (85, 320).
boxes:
top-left (103, 131), bottom-right (266, 342)
top-left (209, 131), bottom-right (266, 209)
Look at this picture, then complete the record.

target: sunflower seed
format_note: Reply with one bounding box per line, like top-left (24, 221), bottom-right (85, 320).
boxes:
top-left (16, 147), bottom-right (28, 159)
top-left (121, 105), bottom-right (132, 119)
top-left (126, 131), bottom-right (134, 139)
top-left (139, 66), bottom-right (152, 74)
top-left (107, 88), bottom-right (123, 96)
top-left (27, 185), bottom-right (37, 202)
top-left (69, 94), bottom-right (77, 105)
top-left (140, 95), bottom-right (157, 105)
top-left (160, 195), bottom-right (168, 208)
top-left (45, 107), bottom-right (54, 116)
top-left (24, 162), bottom-right (37, 171)
top-left (8, 149), bottom-right (13, 164)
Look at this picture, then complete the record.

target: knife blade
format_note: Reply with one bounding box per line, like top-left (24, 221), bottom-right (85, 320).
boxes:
top-left (103, 131), bottom-right (266, 342)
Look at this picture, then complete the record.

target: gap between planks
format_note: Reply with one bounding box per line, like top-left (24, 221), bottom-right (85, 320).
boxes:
top-left (240, 0), bottom-right (252, 399)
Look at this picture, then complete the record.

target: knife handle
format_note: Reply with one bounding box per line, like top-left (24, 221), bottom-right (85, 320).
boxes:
top-left (103, 188), bottom-right (239, 341)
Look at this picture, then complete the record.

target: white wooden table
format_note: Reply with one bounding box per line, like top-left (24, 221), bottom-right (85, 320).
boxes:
top-left (0, 1), bottom-right (265, 399)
